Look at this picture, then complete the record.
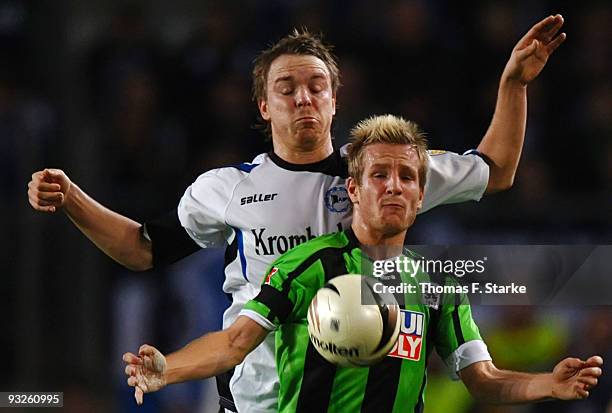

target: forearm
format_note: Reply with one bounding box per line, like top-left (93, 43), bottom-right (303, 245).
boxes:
top-left (165, 328), bottom-right (252, 384)
top-left (63, 184), bottom-right (152, 271)
top-left (467, 367), bottom-right (553, 404)
top-left (478, 77), bottom-right (527, 193)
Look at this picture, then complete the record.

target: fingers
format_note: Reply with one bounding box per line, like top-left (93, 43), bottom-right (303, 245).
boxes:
top-left (546, 32), bottom-right (566, 54)
top-left (526, 14), bottom-right (563, 41)
top-left (577, 376), bottom-right (598, 387)
top-left (561, 357), bottom-right (585, 370)
top-left (520, 39), bottom-right (539, 58)
top-left (139, 344), bottom-right (166, 372)
top-left (585, 355), bottom-right (604, 367)
top-left (34, 182), bottom-right (62, 192)
top-left (43, 168), bottom-right (66, 183)
top-left (122, 352), bottom-right (143, 365)
top-left (134, 386), bottom-right (144, 405)
top-left (576, 388), bottom-right (589, 399)
top-left (540, 14), bottom-right (564, 43)
top-left (518, 14), bottom-right (565, 53)
top-left (579, 366), bottom-right (603, 378)
top-left (28, 171), bottom-right (65, 212)
top-left (30, 189), bottom-right (64, 203)
top-left (125, 364), bottom-right (137, 376)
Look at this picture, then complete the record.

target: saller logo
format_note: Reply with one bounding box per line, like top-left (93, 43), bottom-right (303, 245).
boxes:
top-left (389, 310), bottom-right (425, 361)
top-left (310, 335), bottom-right (359, 357)
top-left (241, 193), bottom-right (278, 205)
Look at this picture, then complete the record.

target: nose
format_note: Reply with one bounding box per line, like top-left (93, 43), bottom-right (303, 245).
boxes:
top-left (294, 86), bottom-right (312, 107)
top-left (386, 172), bottom-right (403, 195)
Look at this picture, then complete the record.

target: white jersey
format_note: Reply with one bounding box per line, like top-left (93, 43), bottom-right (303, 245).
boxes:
top-left (177, 147), bottom-right (488, 413)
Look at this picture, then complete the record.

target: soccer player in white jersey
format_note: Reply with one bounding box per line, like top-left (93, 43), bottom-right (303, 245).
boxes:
top-left (28, 15), bottom-right (566, 412)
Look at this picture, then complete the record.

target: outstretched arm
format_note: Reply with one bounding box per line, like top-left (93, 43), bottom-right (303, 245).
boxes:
top-left (479, 14), bottom-right (566, 193)
top-left (123, 316), bottom-right (268, 405)
top-left (460, 356), bottom-right (603, 404)
top-left (28, 169), bottom-right (152, 271)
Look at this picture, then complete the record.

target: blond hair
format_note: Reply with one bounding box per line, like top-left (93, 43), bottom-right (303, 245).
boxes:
top-left (347, 115), bottom-right (429, 188)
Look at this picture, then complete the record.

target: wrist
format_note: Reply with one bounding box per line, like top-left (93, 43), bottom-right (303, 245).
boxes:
top-left (499, 75), bottom-right (528, 91)
top-left (62, 182), bottom-right (77, 213)
top-left (535, 373), bottom-right (555, 400)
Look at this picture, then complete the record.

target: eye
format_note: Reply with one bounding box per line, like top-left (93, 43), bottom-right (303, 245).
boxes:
top-left (281, 88), bottom-right (293, 95)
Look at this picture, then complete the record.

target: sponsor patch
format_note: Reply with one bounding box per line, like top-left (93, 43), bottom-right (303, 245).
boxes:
top-left (389, 310), bottom-right (425, 361)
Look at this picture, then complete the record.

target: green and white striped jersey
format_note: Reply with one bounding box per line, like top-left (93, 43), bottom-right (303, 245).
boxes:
top-left (242, 229), bottom-right (491, 413)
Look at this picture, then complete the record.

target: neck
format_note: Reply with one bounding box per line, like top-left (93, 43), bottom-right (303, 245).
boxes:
top-left (350, 220), bottom-right (406, 260)
top-left (272, 134), bottom-right (334, 164)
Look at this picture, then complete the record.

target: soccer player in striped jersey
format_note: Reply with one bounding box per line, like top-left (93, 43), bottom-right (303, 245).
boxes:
top-left (123, 115), bottom-right (603, 412)
top-left (32, 15), bottom-right (567, 412)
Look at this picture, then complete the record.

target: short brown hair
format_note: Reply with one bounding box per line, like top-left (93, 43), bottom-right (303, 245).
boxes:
top-left (252, 29), bottom-right (340, 137)
top-left (347, 115), bottom-right (429, 188)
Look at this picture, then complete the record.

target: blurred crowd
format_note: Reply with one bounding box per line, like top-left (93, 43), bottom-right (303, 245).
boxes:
top-left (1, 1), bottom-right (610, 412)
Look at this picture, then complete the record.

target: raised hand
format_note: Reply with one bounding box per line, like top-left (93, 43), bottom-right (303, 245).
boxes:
top-left (123, 344), bottom-right (168, 405)
top-left (28, 169), bottom-right (72, 213)
top-left (503, 14), bottom-right (567, 85)
top-left (551, 355), bottom-right (603, 400)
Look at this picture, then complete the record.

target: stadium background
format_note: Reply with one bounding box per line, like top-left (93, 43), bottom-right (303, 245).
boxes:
top-left (1, 0), bottom-right (610, 412)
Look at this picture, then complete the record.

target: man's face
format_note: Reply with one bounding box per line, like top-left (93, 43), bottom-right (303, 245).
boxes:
top-left (348, 143), bottom-right (424, 237)
top-left (259, 54), bottom-right (336, 149)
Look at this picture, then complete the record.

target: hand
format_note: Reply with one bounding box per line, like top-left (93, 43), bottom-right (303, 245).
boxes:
top-left (551, 355), bottom-right (603, 400)
top-left (28, 169), bottom-right (72, 213)
top-left (502, 14), bottom-right (566, 85)
top-left (123, 344), bottom-right (168, 405)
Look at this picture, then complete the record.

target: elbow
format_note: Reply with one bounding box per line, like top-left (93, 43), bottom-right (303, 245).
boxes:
top-left (485, 170), bottom-right (515, 194)
top-left (116, 251), bottom-right (153, 272)
top-left (121, 234), bottom-right (154, 272)
top-left (228, 350), bottom-right (247, 368)
top-left (460, 361), bottom-right (502, 403)
top-left (125, 260), bottom-right (153, 272)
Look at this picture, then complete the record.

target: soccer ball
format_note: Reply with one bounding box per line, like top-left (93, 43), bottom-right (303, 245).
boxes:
top-left (307, 274), bottom-right (400, 367)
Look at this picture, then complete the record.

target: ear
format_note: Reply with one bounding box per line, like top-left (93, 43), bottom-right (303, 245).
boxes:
top-left (347, 177), bottom-right (359, 204)
top-left (331, 92), bottom-right (336, 116)
top-left (259, 99), bottom-right (271, 121)
top-left (417, 187), bottom-right (424, 211)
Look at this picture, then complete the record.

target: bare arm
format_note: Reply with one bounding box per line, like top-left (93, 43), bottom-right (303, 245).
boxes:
top-left (460, 356), bottom-right (603, 404)
top-left (479, 14), bottom-right (566, 193)
top-left (28, 169), bottom-right (152, 271)
top-left (123, 316), bottom-right (268, 404)
top-left (166, 316), bottom-right (268, 384)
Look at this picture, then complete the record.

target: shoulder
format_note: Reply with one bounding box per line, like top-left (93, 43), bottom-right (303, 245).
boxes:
top-left (273, 232), bottom-right (350, 271)
top-left (189, 155), bottom-right (267, 189)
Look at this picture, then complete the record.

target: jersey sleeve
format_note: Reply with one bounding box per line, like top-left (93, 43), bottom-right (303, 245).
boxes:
top-left (420, 151), bottom-right (489, 213)
top-left (241, 254), bottom-right (325, 330)
top-left (433, 279), bottom-right (492, 380)
top-left (177, 168), bottom-right (238, 248)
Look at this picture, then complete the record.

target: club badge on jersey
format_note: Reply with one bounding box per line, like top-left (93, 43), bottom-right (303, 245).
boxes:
top-left (324, 186), bottom-right (350, 213)
top-left (265, 267), bottom-right (279, 284)
top-left (389, 310), bottom-right (425, 361)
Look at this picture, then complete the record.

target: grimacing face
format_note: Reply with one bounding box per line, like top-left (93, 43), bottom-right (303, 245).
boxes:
top-left (347, 143), bottom-right (424, 237)
top-left (258, 54), bottom-right (336, 150)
